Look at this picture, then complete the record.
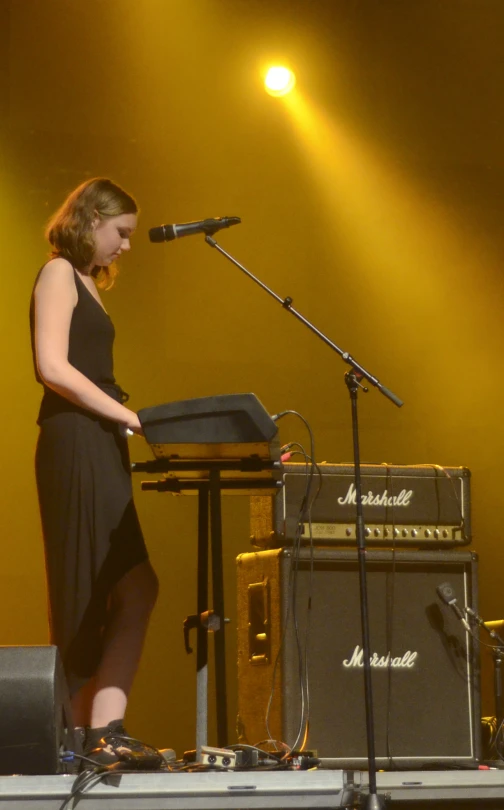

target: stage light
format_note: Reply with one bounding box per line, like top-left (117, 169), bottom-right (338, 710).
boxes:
top-left (265, 66), bottom-right (296, 97)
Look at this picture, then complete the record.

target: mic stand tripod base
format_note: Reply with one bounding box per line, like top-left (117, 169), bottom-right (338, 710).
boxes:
top-left (365, 796), bottom-right (386, 810)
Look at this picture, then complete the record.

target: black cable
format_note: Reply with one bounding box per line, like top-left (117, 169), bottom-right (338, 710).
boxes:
top-left (285, 447), bottom-right (314, 753)
top-left (264, 442), bottom-right (310, 752)
top-left (384, 463), bottom-right (397, 770)
top-left (58, 731), bottom-right (168, 810)
top-left (265, 410), bottom-right (318, 755)
top-left (57, 762), bottom-right (134, 810)
top-left (415, 464), bottom-right (466, 539)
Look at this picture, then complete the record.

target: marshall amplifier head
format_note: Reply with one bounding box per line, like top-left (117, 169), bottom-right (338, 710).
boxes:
top-left (250, 463), bottom-right (471, 548)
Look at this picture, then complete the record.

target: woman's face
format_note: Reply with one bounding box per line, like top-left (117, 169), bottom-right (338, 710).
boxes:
top-left (92, 212), bottom-right (137, 266)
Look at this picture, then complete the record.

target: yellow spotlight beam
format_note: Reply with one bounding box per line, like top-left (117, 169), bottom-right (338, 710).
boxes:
top-left (274, 87), bottom-right (504, 411)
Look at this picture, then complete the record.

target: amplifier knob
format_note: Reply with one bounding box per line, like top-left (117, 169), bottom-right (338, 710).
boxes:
top-left (411, 529), bottom-right (417, 538)
top-left (365, 528), bottom-right (371, 538)
top-left (424, 529), bottom-right (432, 538)
top-left (442, 530), bottom-right (449, 538)
top-left (393, 528), bottom-right (399, 538)
top-left (345, 527), bottom-right (352, 537)
top-left (434, 529), bottom-right (440, 539)
top-left (401, 528), bottom-right (408, 537)
top-left (374, 528), bottom-right (381, 537)
top-left (383, 528), bottom-right (389, 538)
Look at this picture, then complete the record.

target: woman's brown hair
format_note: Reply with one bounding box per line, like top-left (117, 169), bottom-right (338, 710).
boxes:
top-left (45, 178), bottom-right (138, 288)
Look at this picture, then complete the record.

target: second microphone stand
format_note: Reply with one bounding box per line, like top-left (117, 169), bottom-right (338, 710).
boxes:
top-left (205, 234), bottom-right (403, 809)
top-left (468, 610), bottom-right (504, 759)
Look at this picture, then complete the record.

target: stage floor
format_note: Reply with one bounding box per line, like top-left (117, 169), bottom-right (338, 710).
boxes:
top-left (366, 767), bottom-right (504, 804)
top-left (5, 768), bottom-right (504, 809)
top-left (0, 769), bottom-right (353, 809)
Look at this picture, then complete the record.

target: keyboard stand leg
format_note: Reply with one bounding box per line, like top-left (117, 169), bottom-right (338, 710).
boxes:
top-left (209, 468), bottom-right (228, 747)
top-left (196, 484), bottom-right (209, 760)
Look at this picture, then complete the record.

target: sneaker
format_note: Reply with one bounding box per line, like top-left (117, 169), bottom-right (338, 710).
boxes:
top-left (84, 719), bottom-right (164, 770)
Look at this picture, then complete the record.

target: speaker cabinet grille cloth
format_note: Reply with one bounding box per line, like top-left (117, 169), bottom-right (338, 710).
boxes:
top-left (236, 549), bottom-right (481, 769)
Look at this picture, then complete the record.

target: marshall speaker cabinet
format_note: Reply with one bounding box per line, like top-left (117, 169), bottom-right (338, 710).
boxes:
top-left (250, 463), bottom-right (471, 549)
top-left (236, 548), bottom-right (481, 769)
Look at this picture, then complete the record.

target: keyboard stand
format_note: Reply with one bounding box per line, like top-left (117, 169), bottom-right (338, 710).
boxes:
top-left (132, 457), bottom-right (281, 758)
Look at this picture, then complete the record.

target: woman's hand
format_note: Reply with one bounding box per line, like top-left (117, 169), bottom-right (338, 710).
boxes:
top-left (124, 411), bottom-right (144, 436)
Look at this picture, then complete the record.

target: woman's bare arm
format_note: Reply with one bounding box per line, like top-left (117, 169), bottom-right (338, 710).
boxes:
top-left (33, 258), bottom-right (142, 432)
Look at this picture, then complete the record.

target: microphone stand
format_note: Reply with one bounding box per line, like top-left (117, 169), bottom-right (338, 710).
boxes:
top-left (467, 610), bottom-right (504, 760)
top-left (205, 235), bottom-right (402, 809)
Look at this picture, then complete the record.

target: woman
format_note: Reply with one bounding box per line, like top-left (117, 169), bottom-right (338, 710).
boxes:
top-left (30, 178), bottom-right (160, 767)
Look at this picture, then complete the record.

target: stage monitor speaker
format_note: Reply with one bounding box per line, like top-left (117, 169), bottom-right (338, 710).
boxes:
top-left (236, 549), bottom-right (481, 769)
top-left (0, 646), bottom-right (76, 775)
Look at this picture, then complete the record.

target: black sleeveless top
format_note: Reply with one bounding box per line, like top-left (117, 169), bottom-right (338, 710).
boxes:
top-left (30, 268), bottom-right (124, 423)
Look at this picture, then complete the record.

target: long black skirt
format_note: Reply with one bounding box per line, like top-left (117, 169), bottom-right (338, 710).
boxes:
top-left (35, 409), bottom-right (148, 695)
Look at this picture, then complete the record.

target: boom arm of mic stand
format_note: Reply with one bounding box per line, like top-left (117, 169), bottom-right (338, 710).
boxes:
top-left (205, 235), bottom-right (403, 408)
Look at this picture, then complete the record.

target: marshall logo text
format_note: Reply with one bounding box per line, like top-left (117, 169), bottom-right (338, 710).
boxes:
top-left (342, 645), bottom-right (418, 669)
top-left (337, 483), bottom-right (414, 508)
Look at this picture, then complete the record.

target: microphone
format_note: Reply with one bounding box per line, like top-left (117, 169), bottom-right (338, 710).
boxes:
top-left (149, 216), bottom-right (241, 243)
top-left (436, 582), bottom-right (471, 632)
